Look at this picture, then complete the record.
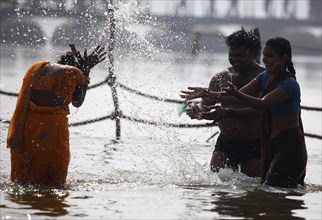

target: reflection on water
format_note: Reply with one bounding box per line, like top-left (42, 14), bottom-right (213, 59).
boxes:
top-left (1, 182), bottom-right (322, 219)
top-left (208, 188), bottom-right (306, 220)
top-left (1, 186), bottom-right (70, 218)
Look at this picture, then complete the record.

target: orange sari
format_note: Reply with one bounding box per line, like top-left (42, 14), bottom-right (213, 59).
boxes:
top-left (8, 61), bottom-right (84, 185)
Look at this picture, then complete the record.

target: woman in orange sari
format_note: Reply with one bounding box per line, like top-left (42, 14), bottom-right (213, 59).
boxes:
top-left (7, 44), bottom-right (106, 185)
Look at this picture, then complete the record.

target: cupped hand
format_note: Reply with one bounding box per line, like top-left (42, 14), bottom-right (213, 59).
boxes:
top-left (186, 103), bottom-right (203, 119)
top-left (180, 87), bottom-right (206, 100)
top-left (197, 106), bottom-right (226, 122)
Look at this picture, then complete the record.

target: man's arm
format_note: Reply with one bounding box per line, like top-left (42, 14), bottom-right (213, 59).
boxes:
top-left (224, 81), bottom-right (288, 110)
top-left (198, 106), bottom-right (263, 121)
top-left (202, 70), bottom-right (231, 107)
top-left (72, 71), bottom-right (90, 108)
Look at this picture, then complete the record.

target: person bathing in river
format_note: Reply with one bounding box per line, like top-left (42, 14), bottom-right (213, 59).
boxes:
top-left (181, 37), bottom-right (307, 188)
top-left (183, 28), bottom-right (264, 177)
top-left (7, 44), bottom-right (107, 185)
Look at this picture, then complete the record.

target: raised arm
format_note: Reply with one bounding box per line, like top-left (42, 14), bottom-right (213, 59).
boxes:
top-left (70, 44), bottom-right (107, 107)
top-left (239, 78), bottom-right (261, 96)
top-left (72, 71), bottom-right (90, 107)
top-left (70, 43), bottom-right (107, 76)
top-left (224, 81), bottom-right (288, 110)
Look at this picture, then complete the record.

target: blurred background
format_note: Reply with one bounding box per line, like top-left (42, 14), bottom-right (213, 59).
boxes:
top-left (1, 0), bottom-right (321, 56)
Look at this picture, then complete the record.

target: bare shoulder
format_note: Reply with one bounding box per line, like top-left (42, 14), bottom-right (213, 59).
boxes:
top-left (209, 69), bottom-right (232, 90)
top-left (211, 69), bottom-right (231, 81)
top-left (32, 60), bottom-right (49, 67)
top-left (27, 61), bottom-right (49, 72)
top-left (64, 65), bottom-right (80, 72)
top-left (49, 63), bottom-right (79, 72)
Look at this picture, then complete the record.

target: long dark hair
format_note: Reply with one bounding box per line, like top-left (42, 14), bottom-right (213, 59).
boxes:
top-left (265, 37), bottom-right (296, 76)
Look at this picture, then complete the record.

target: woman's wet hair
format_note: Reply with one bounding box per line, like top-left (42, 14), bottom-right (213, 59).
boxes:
top-left (265, 37), bottom-right (296, 75)
top-left (225, 27), bottom-right (262, 60)
top-left (57, 51), bottom-right (78, 67)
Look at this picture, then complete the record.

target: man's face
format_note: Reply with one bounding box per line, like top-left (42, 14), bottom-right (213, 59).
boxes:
top-left (228, 47), bottom-right (254, 73)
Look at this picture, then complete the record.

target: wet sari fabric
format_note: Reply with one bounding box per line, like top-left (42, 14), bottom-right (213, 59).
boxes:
top-left (258, 73), bottom-right (307, 187)
top-left (8, 61), bottom-right (84, 185)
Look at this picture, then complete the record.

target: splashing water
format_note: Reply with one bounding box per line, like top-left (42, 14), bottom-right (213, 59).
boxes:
top-left (1, 1), bottom-right (321, 219)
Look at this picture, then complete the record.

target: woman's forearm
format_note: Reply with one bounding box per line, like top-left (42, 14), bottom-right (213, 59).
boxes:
top-left (233, 90), bottom-right (267, 110)
top-left (206, 91), bottom-right (243, 105)
top-left (72, 77), bottom-right (90, 107)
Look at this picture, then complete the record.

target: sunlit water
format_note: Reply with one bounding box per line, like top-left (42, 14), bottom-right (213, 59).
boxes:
top-left (0, 10), bottom-right (321, 220)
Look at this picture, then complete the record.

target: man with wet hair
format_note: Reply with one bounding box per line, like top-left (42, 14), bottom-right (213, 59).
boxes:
top-left (185, 28), bottom-right (264, 177)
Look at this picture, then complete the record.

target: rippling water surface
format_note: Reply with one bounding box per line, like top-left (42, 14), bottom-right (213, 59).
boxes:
top-left (0, 37), bottom-right (321, 220)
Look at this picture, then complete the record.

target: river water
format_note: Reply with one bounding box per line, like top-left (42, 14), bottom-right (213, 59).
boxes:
top-left (0, 14), bottom-right (321, 220)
